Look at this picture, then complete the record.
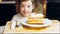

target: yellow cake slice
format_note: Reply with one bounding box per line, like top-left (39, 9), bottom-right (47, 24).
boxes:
top-left (28, 19), bottom-right (44, 25)
top-left (28, 13), bottom-right (44, 25)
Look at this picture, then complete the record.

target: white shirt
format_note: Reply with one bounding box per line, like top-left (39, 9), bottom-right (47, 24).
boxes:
top-left (11, 13), bottom-right (28, 29)
top-left (11, 13), bottom-right (44, 29)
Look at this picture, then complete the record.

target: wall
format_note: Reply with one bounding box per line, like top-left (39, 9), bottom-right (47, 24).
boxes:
top-left (0, 4), bottom-right (16, 26)
top-left (47, 0), bottom-right (60, 21)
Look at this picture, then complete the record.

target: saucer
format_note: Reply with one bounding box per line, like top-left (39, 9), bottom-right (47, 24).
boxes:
top-left (21, 19), bottom-right (52, 27)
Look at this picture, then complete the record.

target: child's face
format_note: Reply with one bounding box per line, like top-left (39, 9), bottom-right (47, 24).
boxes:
top-left (20, 0), bottom-right (34, 17)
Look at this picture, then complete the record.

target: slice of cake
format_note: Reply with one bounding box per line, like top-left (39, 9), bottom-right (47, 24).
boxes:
top-left (28, 13), bottom-right (44, 25)
top-left (28, 19), bottom-right (44, 25)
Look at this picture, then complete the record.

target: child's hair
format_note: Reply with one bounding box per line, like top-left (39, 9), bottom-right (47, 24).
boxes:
top-left (16, 0), bottom-right (34, 6)
top-left (16, 0), bottom-right (42, 6)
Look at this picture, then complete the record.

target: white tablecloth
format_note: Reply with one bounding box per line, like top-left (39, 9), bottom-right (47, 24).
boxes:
top-left (3, 20), bottom-right (60, 34)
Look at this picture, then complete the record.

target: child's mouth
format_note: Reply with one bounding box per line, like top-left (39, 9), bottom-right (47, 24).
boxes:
top-left (24, 12), bottom-right (29, 14)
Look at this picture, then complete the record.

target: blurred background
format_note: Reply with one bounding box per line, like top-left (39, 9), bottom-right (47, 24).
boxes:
top-left (0, 0), bottom-right (60, 26)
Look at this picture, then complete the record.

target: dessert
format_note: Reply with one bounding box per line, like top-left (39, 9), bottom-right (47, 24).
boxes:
top-left (28, 13), bottom-right (44, 25)
top-left (28, 13), bottom-right (44, 19)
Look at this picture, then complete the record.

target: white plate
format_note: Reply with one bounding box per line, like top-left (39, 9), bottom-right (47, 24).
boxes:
top-left (21, 19), bottom-right (52, 27)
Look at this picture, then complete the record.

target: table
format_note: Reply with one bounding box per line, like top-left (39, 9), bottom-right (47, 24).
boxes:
top-left (3, 20), bottom-right (60, 34)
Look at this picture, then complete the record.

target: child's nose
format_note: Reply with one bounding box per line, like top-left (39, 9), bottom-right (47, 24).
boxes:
top-left (24, 7), bottom-right (28, 11)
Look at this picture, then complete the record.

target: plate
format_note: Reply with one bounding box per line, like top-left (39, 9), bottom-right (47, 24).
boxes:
top-left (21, 18), bottom-right (52, 27)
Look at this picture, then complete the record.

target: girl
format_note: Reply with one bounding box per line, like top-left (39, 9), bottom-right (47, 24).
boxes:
top-left (11, 0), bottom-right (43, 29)
top-left (11, 0), bottom-right (34, 29)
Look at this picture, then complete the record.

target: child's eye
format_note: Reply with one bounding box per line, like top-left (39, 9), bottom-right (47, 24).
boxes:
top-left (28, 5), bottom-right (30, 8)
top-left (20, 5), bottom-right (25, 7)
top-left (21, 6), bottom-right (25, 7)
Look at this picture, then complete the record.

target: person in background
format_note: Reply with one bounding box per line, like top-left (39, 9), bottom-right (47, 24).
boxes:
top-left (11, 0), bottom-right (43, 29)
top-left (33, 0), bottom-right (43, 14)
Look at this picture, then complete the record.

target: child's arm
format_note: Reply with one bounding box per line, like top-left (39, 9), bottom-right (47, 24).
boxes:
top-left (11, 15), bottom-right (17, 29)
